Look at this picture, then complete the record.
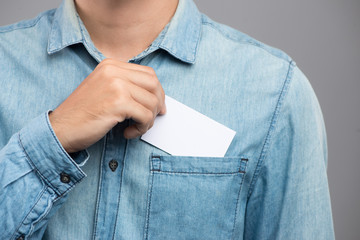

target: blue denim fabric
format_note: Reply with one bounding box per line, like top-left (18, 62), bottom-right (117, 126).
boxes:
top-left (0, 0), bottom-right (335, 239)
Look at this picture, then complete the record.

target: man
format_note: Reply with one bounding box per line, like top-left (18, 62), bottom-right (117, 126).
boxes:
top-left (0, 0), bottom-right (335, 239)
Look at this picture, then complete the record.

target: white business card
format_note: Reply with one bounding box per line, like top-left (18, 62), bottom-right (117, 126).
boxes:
top-left (141, 96), bottom-right (236, 157)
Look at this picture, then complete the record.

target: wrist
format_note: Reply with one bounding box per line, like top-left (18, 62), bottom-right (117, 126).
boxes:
top-left (48, 111), bottom-right (74, 153)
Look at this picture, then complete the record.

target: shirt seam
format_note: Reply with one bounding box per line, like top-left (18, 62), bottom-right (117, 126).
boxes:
top-left (247, 60), bottom-right (296, 198)
top-left (201, 19), bottom-right (291, 64)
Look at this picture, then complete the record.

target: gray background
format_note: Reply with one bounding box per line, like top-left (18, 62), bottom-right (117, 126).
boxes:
top-left (0, 0), bottom-right (359, 239)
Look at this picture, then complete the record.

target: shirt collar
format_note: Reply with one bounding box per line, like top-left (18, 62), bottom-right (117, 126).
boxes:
top-left (47, 0), bottom-right (202, 64)
top-left (47, 0), bottom-right (83, 54)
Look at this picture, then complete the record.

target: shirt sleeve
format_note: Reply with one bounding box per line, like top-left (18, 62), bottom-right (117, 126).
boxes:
top-left (243, 65), bottom-right (335, 239)
top-left (0, 111), bottom-right (89, 239)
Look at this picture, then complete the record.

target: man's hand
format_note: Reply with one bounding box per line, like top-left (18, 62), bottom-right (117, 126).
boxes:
top-left (49, 58), bottom-right (166, 153)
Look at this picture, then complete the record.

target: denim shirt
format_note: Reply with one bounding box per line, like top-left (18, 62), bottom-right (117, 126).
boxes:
top-left (0, 0), bottom-right (335, 239)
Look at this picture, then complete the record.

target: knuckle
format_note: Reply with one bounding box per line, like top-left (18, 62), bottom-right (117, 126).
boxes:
top-left (161, 93), bottom-right (165, 104)
top-left (100, 58), bottom-right (111, 64)
top-left (149, 120), bottom-right (154, 129)
top-left (102, 58), bottom-right (115, 64)
top-left (100, 65), bottom-right (115, 79)
top-left (161, 92), bottom-right (165, 105)
top-left (144, 109), bottom-right (154, 123)
top-left (149, 69), bottom-right (157, 77)
top-left (112, 84), bottom-right (130, 104)
top-left (148, 78), bottom-right (160, 92)
top-left (149, 94), bottom-right (159, 108)
top-left (144, 66), bottom-right (156, 75)
top-left (98, 58), bottom-right (112, 67)
top-left (117, 87), bottom-right (131, 102)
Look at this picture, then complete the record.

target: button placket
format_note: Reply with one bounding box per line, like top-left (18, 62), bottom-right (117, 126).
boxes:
top-left (93, 124), bottom-right (127, 239)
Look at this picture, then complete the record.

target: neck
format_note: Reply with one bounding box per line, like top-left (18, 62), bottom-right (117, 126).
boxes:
top-left (75, 0), bottom-right (179, 61)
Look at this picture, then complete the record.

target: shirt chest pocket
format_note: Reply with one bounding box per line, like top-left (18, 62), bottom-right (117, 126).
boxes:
top-left (144, 155), bottom-right (248, 240)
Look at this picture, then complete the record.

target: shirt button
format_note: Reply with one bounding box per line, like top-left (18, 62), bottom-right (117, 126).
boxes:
top-left (109, 159), bottom-right (118, 172)
top-left (60, 172), bottom-right (71, 183)
top-left (17, 235), bottom-right (25, 240)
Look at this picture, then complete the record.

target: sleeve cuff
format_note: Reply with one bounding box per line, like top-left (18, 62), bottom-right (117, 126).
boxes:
top-left (19, 110), bottom-right (90, 196)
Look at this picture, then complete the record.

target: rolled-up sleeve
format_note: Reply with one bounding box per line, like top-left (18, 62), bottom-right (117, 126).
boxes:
top-left (0, 111), bottom-right (89, 239)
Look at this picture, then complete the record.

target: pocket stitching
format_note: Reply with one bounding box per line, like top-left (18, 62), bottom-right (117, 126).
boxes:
top-left (151, 170), bottom-right (243, 175)
top-left (231, 158), bottom-right (249, 238)
top-left (144, 166), bottom-right (155, 240)
top-left (145, 157), bottom-right (250, 239)
top-left (150, 155), bottom-right (246, 174)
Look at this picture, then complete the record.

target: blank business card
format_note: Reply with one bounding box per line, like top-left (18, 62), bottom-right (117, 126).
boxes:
top-left (141, 95), bottom-right (236, 157)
